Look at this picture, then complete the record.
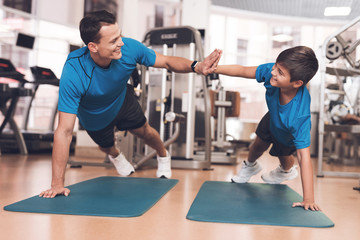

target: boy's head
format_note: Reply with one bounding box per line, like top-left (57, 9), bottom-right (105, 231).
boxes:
top-left (80, 10), bottom-right (116, 45)
top-left (276, 46), bottom-right (318, 86)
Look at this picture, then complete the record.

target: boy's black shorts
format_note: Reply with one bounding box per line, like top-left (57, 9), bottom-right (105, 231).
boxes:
top-left (86, 84), bottom-right (146, 148)
top-left (255, 112), bottom-right (296, 157)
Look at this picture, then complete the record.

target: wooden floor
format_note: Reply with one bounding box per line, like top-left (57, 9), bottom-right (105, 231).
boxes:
top-left (0, 151), bottom-right (359, 240)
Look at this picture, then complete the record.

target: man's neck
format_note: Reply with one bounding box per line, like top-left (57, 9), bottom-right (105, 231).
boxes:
top-left (90, 52), bottom-right (111, 68)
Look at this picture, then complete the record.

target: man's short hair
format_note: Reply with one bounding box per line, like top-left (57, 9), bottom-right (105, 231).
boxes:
top-left (80, 10), bottom-right (116, 45)
top-left (276, 46), bottom-right (319, 85)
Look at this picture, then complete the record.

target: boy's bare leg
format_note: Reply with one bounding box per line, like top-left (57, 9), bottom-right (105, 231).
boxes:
top-left (231, 136), bottom-right (269, 183)
top-left (278, 155), bottom-right (295, 171)
top-left (248, 137), bottom-right (271, 163)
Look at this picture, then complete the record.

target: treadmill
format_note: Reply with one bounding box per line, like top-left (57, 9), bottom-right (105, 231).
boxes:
top-left (0, 58), bottom-right (33, 154)
top-left (0, 58), bottom-right (76, 154)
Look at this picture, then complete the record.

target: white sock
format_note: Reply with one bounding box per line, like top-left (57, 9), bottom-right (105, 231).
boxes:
top-left (246, 160), bottom-right (256, 166)
top-left (280, 165), bottom-right (292, 173)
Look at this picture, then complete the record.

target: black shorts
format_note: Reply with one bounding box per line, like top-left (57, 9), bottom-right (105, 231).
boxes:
top-left (86, 84), bottom-right (147, 148)
top-left (255, 112), bottom-right (296, 157)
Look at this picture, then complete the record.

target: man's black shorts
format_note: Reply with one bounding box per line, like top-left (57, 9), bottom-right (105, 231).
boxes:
top-left (255, 112), bottom-right (296, 157)
top-left (86, 84), bottom-right (146, 148)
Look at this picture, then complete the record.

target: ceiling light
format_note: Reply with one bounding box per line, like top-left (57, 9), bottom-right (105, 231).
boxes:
top-left (272, 34), bottom-right (293, 42)
top-left (324, 7), bottom-right (351, 16)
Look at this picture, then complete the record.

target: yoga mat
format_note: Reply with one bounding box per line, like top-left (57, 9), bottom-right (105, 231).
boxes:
top-left (4, 177), bottom-right (178, 217)
top-left (186, 181), bottom-right (334, 228)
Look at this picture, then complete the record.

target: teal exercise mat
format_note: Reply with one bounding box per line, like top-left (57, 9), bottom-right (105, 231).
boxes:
top-left (4, 177), bottom-right (178, 217)
top-left (186, 181), bottom-right (334, 228)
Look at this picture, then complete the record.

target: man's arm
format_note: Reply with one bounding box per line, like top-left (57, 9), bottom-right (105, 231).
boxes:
top-left (152, 49), bottom-right (222, 75)
top-left (214, 65), bottom-right (258, 78)
top-left (39, 111), bottom-right (76, 198)
top-left (292, 147), bottom-right (320, 211)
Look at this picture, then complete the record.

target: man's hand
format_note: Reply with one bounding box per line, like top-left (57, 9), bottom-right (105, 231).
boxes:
top-left (292, 201), bottom-right (321, 211)
top-left (196, 49), bottom-right (222, 75)
top-left (39, 186), bottom-right (70, 198)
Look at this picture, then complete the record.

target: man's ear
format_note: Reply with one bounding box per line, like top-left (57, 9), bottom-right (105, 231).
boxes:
top-left (88, 42), bottom-right (98, 53)
top-left (293, 80), bottom-right (304, 88)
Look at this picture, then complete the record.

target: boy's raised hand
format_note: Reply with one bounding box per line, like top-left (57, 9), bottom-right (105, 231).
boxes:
top-left (292, 200), bottom-right (321, 211)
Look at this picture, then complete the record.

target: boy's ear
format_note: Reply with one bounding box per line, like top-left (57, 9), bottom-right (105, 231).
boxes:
top-left (88, 42), bottom-right (98, 53)
top-left (293, 80), bottom-right (304, 88)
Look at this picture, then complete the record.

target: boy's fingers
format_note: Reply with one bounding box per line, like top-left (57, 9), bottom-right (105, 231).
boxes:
top-left (211, 56), bottom-right (221, 69)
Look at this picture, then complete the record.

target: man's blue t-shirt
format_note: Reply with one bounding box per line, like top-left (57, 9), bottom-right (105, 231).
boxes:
top-left (58, 37), bottom-right (156, 131)
top-left (255, 63), bottom-right (311, 149)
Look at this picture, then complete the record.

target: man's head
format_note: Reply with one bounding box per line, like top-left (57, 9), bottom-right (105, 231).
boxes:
top-left (80, 10), bottom-right (124, 64)
top-left (275, 46), bottom-right (319, 86)
top-left (80, 10), bottom-right (116, 45)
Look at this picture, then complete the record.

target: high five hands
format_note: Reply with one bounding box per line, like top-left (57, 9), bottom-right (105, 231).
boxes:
top-left (196, 49), bottom-right (222, 75)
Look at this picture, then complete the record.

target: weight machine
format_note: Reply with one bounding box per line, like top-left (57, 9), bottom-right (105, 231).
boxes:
top-left (209, 83), bottom-right (240, 164)
top-left (133, 26), bottom-right (212, 170)
top-left (318, 16), bottom-right (360, 178)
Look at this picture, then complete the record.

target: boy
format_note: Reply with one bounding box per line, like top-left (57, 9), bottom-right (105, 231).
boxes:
top-left (214, 46), bottom-right (320, 211)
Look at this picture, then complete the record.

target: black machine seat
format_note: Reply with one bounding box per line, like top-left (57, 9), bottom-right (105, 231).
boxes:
top-left (0, 58), bottom-right (28, 84)
top-left (30, 66), bottom-right (59, 86)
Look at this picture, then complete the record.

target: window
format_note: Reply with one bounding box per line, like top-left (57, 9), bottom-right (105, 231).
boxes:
top-left (3, 0), bottom-right (32, 13)
top-left (236, 39), bottom-right (248, 65)
top-left (84, 0), bottom-right (118, 18)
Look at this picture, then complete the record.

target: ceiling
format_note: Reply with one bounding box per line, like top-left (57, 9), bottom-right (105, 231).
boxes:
top-left (211, 0), bottom-right (360, 22)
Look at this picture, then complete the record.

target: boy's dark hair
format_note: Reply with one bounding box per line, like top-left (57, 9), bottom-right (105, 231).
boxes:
top-left (80, 10), bottom-right (116, 45)
top-left (276, 46), bottom-right (318, 85)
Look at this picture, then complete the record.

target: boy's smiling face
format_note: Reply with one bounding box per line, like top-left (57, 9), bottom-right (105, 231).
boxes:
top-left (270, 63), bottom-right (300, 89)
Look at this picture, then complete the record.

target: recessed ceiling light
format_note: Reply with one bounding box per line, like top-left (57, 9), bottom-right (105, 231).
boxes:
top-left (324, 7), bottom-right (351, 16)
top-left (272, 34), bottom-right (293, 42)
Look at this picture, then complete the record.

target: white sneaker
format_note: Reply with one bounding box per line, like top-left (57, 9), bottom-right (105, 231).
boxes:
top-left (108, 153), bottom-right (135, 176)
top-left (156, 151), bottom-right (172, 179)
top-left (261, 165), bottom-right (298, 184)
top-left (231, 161), bottom-right (262, 183)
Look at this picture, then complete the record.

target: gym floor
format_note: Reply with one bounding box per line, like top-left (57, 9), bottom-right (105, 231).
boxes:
top-left (0, 151), bottom-right (359, 240)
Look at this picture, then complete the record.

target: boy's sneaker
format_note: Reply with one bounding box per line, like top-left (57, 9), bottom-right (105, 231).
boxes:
top-left (108, 153), bottom-right (135, 176)
top-left (231, 161), bottom-right (262, 183)
top-left (261, 165), bottom-right (298, 184)
top-left (156, 151), bottom-right (172, 179)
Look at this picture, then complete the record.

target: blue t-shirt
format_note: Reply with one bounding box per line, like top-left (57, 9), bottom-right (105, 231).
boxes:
top-left (255, 63), bottom-right (311, 149)
top-left (58, 38), bottom-right (156, 131)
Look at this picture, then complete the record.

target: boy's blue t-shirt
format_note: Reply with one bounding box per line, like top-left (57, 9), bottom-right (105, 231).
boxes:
top-left (58, 37), bottom-right (156, 131)
top-left (255, 63), bottom-right (311, 149)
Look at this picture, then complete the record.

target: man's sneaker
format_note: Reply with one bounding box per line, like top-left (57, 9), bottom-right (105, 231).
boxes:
top-left (231, 161), bottom-right (262, 183)
top-left (108, 153), bottom-right (135, 176)
top-left (261, 165), bottom-right (298, 184)
top-left (156, 151), bottom-right (172, 179)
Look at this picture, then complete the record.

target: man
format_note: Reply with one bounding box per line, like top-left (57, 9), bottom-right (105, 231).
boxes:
top-left (39, 10), bottom-right (221, 198)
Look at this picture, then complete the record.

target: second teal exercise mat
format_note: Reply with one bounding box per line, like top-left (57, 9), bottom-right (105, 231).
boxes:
top-left (4, 177), bottom-right (178, 217)
top-left (186, 181), bottom-right (334, 228)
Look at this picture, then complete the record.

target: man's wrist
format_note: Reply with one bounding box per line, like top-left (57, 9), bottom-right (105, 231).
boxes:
top-left (51, 179), bottom-right (64, 188)
top-left (191, 60), bottom-right (199, 73)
